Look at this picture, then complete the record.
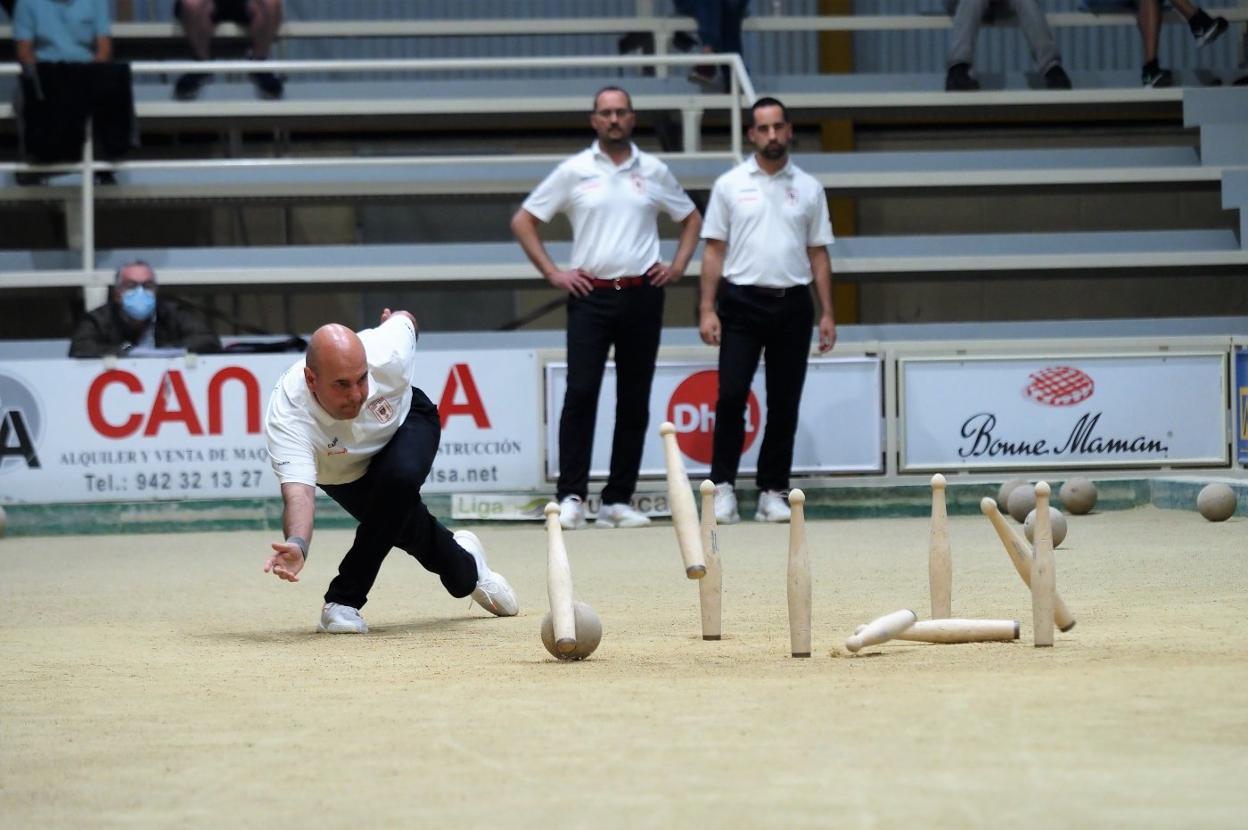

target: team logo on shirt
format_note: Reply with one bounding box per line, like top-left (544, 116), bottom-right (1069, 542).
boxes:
top-left (785, 188), bottom-right (799, 207)
top-left (630, 172), bottom-right (646, 194)
top-left (368, 397), bottom-right (396, 424)
top-left (326, 436), bottom-right (347, 456)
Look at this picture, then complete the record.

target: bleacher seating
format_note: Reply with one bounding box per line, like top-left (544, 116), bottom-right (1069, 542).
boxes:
top-left (0, 9), bottom-right (1244, 331)
top-left (0, 146), bottom-right (1223, 206)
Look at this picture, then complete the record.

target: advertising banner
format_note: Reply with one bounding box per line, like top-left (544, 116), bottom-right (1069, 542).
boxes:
top-left (1237, 347), bottom-right (1248, 464)
top-left (0, 350), bottom-right (542, 504)
top-left (900, 353), bottom-right (1228, 471)
top-left (545, 358), bottom-right (883, 480)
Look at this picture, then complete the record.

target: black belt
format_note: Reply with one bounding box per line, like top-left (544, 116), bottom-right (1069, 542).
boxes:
top-left (733, 283), bottom-right (800, 298)
top-left (589, 275), bottom-right (647, 291)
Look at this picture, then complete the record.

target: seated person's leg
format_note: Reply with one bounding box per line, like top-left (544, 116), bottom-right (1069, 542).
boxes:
top-left (1181, 3), bottom-right (1229, 48)
top-left (1136, 0), bottom-right (1174, 86)
top-left (174, 0), bottom-right (215, 59)
top-left (945, 0), bottom-right (989, 90)
top-left (172, 0), bottom-right (216, 99)
top-left (1006, 0), bottom-right (1070, 87)
top-left (246, 0), bottom-right (285, 98)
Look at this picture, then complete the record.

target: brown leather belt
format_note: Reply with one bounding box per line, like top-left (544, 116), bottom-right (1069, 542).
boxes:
top-left (589, 275), bottom-right (647, 291)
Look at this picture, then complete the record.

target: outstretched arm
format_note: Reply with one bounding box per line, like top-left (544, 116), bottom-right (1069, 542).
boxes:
top-left (265, 482), bottom-right (315, 582)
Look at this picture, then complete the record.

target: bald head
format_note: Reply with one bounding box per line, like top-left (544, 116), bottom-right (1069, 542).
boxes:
top-left (304, 324), bottom-right (369, 420)
top-left (307, 324), bottom-right (363, 373)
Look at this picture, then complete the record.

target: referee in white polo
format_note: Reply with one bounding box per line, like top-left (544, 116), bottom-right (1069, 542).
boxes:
top-left (262, 309), bottom-right (518, 634)
top-left (511, 85), bottom-right (702, 531)
top-left (698, 96), bottom-right (837, 525)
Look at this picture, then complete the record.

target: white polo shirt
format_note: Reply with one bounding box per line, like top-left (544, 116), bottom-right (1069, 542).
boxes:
top-left (702, 155), bottom-right (834, 288)
top-left (522, 141), bottom-right (696, 279)
top-left (265, 315), bottom-right (419, 487)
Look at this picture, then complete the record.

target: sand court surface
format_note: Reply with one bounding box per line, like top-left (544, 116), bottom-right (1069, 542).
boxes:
top-left (2, 505), bottom-right (1246, 828)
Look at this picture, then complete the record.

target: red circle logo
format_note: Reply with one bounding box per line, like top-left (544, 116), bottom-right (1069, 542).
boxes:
top-left (1024, 366), bottom-right (1095, 407)
top-left (666, 370), bottom-right (760, 464)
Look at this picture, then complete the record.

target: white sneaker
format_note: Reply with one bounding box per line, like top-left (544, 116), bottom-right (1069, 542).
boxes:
top-left (596, 502), bottom-right (651, 528)
top-left (755, 490), bottom-right (792, 523)
top-left (558, 495), bottom-right (588, 530)
top-left (454, 530), bottom-right (519, 617)
top-left (318, 602), bottom-right (368, 634)
top-left (713, 482), bottom-right (740, 524)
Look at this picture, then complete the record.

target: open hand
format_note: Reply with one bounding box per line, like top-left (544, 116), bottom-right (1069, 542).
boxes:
top-left (264, 541), bottom-right (305, 583)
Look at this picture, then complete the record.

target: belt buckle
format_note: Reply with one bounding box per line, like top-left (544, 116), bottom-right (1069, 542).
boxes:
top-left (615, 280), bottom-right (623, 291)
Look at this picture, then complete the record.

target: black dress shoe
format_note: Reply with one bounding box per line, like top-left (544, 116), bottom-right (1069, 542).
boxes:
top-left (1044, 65), bottom-right (1072, 90)
top-left (945, 63), bottom-right (980, 91)
top-left (173, 72), bottom-right (211, 100)
top-left (250, 71), bottom-right (285, 100)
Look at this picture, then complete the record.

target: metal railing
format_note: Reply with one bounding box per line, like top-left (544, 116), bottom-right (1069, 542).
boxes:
top-left (0, 52), bottom-right (756, 303)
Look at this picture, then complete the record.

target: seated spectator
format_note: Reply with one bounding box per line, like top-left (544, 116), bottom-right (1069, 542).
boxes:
top-left (1133, 0), bottom-right (1228, 86)
top-left (14, 0), bottom-right (111, 66)
top-left (171, 0), bottom-right (283, 101)
top-left (944, 0), bottom-right (1073, 90)
top-left (12, 0), bottom-right (133, 177)
top-left (69, 261), bottom-right (222, 358)
top-left (672, 0), bottom-right (751, 88)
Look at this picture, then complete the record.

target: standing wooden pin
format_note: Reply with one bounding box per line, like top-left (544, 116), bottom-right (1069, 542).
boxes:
top-left (659, 422), bottom-right (707, 580)
top-left (929, 473), bottom-right (952, 620)
top-left (787, 488), bottom-right (811, 658)
top-left (698, 480), bottom-right (723, 641)
top-left (1031, 482), bottom-right (1056, 648)
top-left (979, 497), bottom-right (1076, 632)
top-left (543, 502), bottom-right (577, 656)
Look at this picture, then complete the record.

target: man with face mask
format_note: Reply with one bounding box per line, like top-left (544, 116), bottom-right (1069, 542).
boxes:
top-left (68, 260), bottom-right (221, 357)
top-left (698, 97), bottom-right (836, 525)
top-left (262, 311), bottom-right (518, 633)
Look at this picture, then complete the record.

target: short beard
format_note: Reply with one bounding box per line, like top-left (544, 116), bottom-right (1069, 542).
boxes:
top-left (761, 143), bottom-right (787, 161)
top-left (599, 132), bottom-right (631, 151)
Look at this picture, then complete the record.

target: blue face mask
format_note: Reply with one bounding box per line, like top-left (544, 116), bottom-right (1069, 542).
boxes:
top-left (120, 286), bottom-right (157, 321)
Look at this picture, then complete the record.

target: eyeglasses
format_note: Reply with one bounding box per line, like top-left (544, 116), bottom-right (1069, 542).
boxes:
top-left (594, 108), bottom-right (633, 119)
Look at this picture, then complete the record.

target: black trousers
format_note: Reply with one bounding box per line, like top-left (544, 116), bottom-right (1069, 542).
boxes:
top-left (17, 62), bottom-right (135, 164)
top-left (710, 282), bottom-right (814, 493)
top-left (557, 282), bottom-right (664, 505)
top-left (319, 388), bottom-right (478, 610)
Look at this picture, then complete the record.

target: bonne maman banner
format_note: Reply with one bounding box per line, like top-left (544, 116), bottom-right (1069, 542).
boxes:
top-left (899, 352), bottom-right (1229, 471)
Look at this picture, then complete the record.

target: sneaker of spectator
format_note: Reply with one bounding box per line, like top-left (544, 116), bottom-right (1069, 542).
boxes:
top-left (249, 68), bottom-right (284, 99)
top-left (672, 31), bottom-right (700, 53)
top-left (1188, 11), bottom-right (1228, 48)
top-left (1141, 60), bottom-right (1174, 88)
top-left (688, 62), bottom-right (721, 88)
top-left (1043, 64), bottom-right (1073, 89)
top-left (945, 62), bottom-right (980, 91)
top-left (173, 71), bottom-right (211, 101)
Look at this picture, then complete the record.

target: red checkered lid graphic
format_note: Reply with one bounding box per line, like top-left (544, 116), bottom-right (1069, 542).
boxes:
top-left (1024, 366), bottom-right (1094, 407)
